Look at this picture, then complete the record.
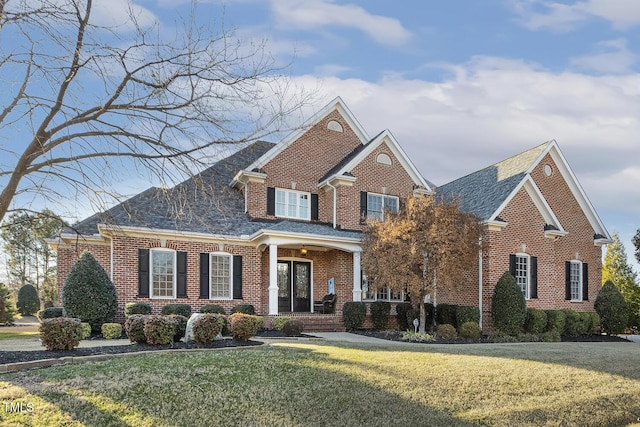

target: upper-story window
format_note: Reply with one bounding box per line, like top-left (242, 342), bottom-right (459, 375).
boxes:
top-left (367, 193), bottom-right (399, 221)
top-left (276, 188), bottom-right (310, 220)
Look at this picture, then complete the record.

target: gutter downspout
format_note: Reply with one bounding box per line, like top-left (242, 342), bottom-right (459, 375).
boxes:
top-left (244, 183), bottom-right (248, 213)
top-left (326, 181), bottom-right (337, 228)
top-left (478, 237), bottom-right (483, 330)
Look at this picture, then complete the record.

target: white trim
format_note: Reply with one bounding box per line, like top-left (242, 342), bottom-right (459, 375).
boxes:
top-left (569, 259), bottom-right (583, 302)
top-left (268, 244), bottom-right (279, 315)
top-left (514, 252), bottom-right (531, 300)
top-left (208, 252), bottom-right (233, 300)
top-left (251, 229), bottom-right (362, 253)
top-left (276, 258), bottom-right (314, 313)
top-left (150, 248), bottom-right (177, 299)
top-left (483, 219), bottom-right (508, 231)
top-left (96, 224), bottom-right (254, 245)
top-left (275, 188), bottom-right (312, 221)
top-left (230, 170), bottom-right (267, 189)
top-left (366, 192), bottom-right (399, 221)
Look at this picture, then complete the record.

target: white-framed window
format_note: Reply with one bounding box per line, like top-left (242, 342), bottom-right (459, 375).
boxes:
top-left (275, 188), bottom-right (310, 220)
top-left (210, 253), bottom-right (233, 299)
top-left (569, 260), bottom-right (583, 301)
top-left (515, 253), bottom-right (530, 300)
top-left (151, 249), bottom-right (176, 299)
top-left (361, 273), bottom-right (403, 302)
top-left (367, 193), bottom-right (399, 221)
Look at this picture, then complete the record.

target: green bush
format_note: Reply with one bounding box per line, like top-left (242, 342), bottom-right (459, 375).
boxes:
top-left (342, 302), bottom-right (366, 330)
top-left (588, 312), bottom-right (601, 334)
top-left (161, 303), bottom-right (192, 318)
top-left (563, 310), bottom-right (591, 336)
top-left (540, 330), bottom-right (562, 342)
top-left (80, 322), bottom-right (92, 339)
top-left (272, 316), bottom-right (291, 331)
top-left (229, 313), bottom-right (261, 341)
top-left (456, 306), bottom-right (480, 327)
top-left (101, 323), bottom-right (123, 339)
top-left (39, 317), bottom-right (83, 351)
top-left (193, 314), bottom-right (224, 344)
top-left (544, 310), bottom-right (566, 334)
top-left (124, 302), bottom-right (152, 317)
top-left (370, 301), bottom-right (391, 330)
top-left (143, 315), bottom-right (175, 345)
top-left (200, 304), bottom-right (226, 314)
top-left (17, 284), bottom-right (40, 315)
top-left (230, 304), bottom-right (256, 315)
top-left (491, 271), bottom-right (526, 335)
top-left (395, 302), bottom-right (413, 331)
top-left (38, 307), bottom-right (64, 320)
top-left (436, 323), bottom-right (457, 340)
top-left (524, 308), bottom-right (548, 334)
top-left (0, 283), bottom-right (19, 325)
top-left (62, 251), bottom-right (117, 333)
top-left (124, 314), bottom-right (149, 343)
top-left (401, 331), bottom-right (435, 342)
top-left (595, 281), bottom-right (630, 335)
top-left (171, 315), bottom-right (188, 342)
top-left (282, 319), bottom-right (304, 336)
top-left (435, 304), bottom-right (457, 327)
top-left (405, 304), bottom-right (434, 330)
top-left (458, 321), bottom-right (481, 339)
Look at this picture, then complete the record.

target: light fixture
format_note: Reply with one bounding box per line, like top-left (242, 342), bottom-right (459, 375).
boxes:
top-left (300, 246), bottom-right (308, 256)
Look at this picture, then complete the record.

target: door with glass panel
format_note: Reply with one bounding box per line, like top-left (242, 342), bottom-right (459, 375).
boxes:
top-left (277, 261), bottom-right (311, 312)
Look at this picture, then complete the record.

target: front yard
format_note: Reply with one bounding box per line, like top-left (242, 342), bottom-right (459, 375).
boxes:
top-left (2, 340), bottom-right (640, 426)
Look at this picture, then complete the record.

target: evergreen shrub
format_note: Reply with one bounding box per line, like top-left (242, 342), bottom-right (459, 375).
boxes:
top-left (395, 302), bottom-right (413, 330)
top-left (230, 304), bottom-right (255, 315)
top-left (524, 308), bottom-right (547, 334)
top-left (124, 314), bottom-right (149, 343)
top-left (595, 281), bottom-right (630, 335)
top-left (282, 319), bottom-right (304, 336)
top-left (342, 302), bottom-right (366, 330)
top-left (200, 304), bottom-right (226, 314)
top-left (491, 272), bottom-right (526, 335)
top-left (124, 302), bottom-right (152, 317)
top-left (272, 316), bottom-right (291, 331)
top-left (161, 303), bottom-right (192, 318)
top-left (229, 313), bottom-right (261, 341)
top-left (101, 323), bottom-right (123, 339)
top-left (17, 284), bottom-right (40, 315)
top-left (436, 323), bottom-right (457, 340)
top-left (38, 307), bottom-right (64, 320)
top-left (40, 317), bottom-right (83, 351)
top-left (370, 301), bottom-right (391, 330)
top-left (193, 314), bottom-right (224, 344)
top-left (458, 321), bottom-right (481, 339)
top-left (143, 315), bottom-right (175, 345)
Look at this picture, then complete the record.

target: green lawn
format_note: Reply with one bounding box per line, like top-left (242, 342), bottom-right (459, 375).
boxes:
top-left (2, 341), bottom-right (640, 426)
top-left (0, 330), bottom-right (40, 340)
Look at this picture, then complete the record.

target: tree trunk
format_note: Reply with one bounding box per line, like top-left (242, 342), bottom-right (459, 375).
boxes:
top-left (419, 301), bottom-right (426, 334)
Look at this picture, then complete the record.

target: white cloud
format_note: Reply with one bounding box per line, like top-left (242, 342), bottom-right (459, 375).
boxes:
top-left (91, 0), bottom-right (158, 30)
top-left (570, 39), bottom-right (639, 74)
top-left (270, 0), bottom-right (412, 46)
top-left (511, 0), bottom-right (640, 31)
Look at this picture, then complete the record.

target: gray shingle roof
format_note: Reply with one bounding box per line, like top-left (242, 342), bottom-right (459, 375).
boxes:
top-left (436, 142), bottom-right (550, 220)
top-left (265, 220), bottom-right (361, 239)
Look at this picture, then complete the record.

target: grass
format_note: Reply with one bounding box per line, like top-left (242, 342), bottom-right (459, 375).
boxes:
top-left (0, 330), bottom-right (40, 340)
top-left (2, 341), bottom-right (640, 426)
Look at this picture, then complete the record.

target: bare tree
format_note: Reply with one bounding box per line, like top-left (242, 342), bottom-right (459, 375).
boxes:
top-left (0, 0), bottom-right (309, 223)
top-left (361, 196), bottom-right (485, 333)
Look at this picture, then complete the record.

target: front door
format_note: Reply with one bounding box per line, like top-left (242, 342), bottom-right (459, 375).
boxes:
top-left (277, 261), bottom-right (311, 312)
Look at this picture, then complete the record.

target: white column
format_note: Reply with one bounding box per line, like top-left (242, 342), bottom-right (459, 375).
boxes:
top-left (268, 244), bottom-right (279, 315)
top-left (352, 251), bottom-right (362, 301)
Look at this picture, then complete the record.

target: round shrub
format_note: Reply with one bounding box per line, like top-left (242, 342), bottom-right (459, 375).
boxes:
top-left (524, 308), bottom-right (547, 334)
top-left (62, 251), bottom-right (117, 333)
top-left (193, 314), bottom-right (224, 344)
top-left (171, 315), bottom-right (188, 342)
top-left (124, 314), bottom-right (149, 343)
top-left (436, 323), bottom-right (457, 340)
top-left (491, 271), bottom-right (526, 335)
top-left (342, 301), bottom-right (366, 330)
top-left (230, 304), bottom-right (255, 315)
top-left (101, 322), bottom-right (123, 339)
top-left (544, 310), bottom-right (566, 333)
top-left (124, 302), bottom-right (152, 317)
top-left (595, 281), bottom-right (629, 335)
top-left (458, 321), bottom-right (481, 339)
top-left (17, 284), bottom-right (40, 315)
top-left (563, 310), bottom-right (590, 337)
top-left (80, 322), bottom-right (92, 339)
top-left (144, 315), bottom-right (175, 345)
top-left (229, 313), bottom-right (261, 341)
top-left (38, 306), bottom-right (64, 321)
top-left (456, 306), bottom-right (480, 327)
top-left (395, 302), bottom-right (413, 331)
top-left (370, 301), bottom-right (391, 330)
top-left (40, 317), bottom-right (83, 351)
top-left (272, 316), bottom-right (291, 331)
top-left (200, 304), bottom-right (226, 314)
top-left (161, 303), bottom-right (192, 318)
top-left (282, 319), bottom-right (304, 336)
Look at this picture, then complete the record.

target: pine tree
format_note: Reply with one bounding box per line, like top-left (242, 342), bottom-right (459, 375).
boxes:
top-left (0, 283), bottom-right (19, 325)
top-left (602, 232), bottom-right (640, 329)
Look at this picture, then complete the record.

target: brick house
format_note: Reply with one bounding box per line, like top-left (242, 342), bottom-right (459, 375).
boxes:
top-left (50, 97), bottom-right (611, 331)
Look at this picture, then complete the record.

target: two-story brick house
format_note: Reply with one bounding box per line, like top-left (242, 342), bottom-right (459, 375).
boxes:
top-left (50, 97), bottom-right (611, 331)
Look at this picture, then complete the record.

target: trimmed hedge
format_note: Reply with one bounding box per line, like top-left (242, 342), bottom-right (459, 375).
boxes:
top-left (102, 322), bottom-right (123, 339)
top-left (524, 308), bottom-right (547, 334)
top-left (231, 304), bottom-right (255, 315)
top-left (38, 307), bottom-right (64, 321)
top-left (342, 302), bottom-right (366, 330)
top-left (458, 321), bottom-right (481, 339)
top-left (144, 315), bottom-right (175, 345)
top-left (456, 305), bottom-right (480, 327)
top-left (435, 304), bottom-right (457, 327)
top-left (282, 319), bottom-right (304, 336)
top-left (370, 301), bottom-right (391, 330)
top-left (491, 271), bottom-right (526, 335)
top-left (588, 312), bottom-right (601, 334)
top-left (436, 324), bottom-right (457, 340)
top-left (595, 281), bottom-right (629, 335)
top-left (124, 302), bottom-right (152, 317)
top-left (193, 314), bottom-right (225, 344)
top-left (395, 302), bottom-right (413, 331)
top-left (80, 322), bottom-right (92, 339)
top-left (272, 316), bottom-right (291, 331)
top-left (161, 303), bottom-right (192, 318)
top-left (229, 313), bottom-right (261, 341)
top-left (124, 314), bottom-right (148, 343)
top-left (40, 317), bottom-right (83, 351)
top-left (17, 284), bottom-right (40, 315)
top-left (544, 310), bottom-right (566, 334)
top-left (406, 304), bottom-right (435, 330)
top-left (200, 304), bottom-right (226, 314)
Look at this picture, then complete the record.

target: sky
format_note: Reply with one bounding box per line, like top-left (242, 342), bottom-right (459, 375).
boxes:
top-left (4, 0), bottom-right (640, 273)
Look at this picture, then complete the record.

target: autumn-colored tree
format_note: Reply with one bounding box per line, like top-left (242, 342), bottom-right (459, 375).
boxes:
top-left (361, 196), bottom-right (485, 333)
top-left (603, 232), bottom-right (640, 328)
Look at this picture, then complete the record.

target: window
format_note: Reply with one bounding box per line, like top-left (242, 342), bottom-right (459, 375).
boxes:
top-left (367, 193), bottom-right (398, 221)
top-left (275, 189), bottom-right (310, 220)
top-left (569, 260), bottom-right (582, 301)
top-left (514, 254), bottom-right (530, 299)
top-left (361, 273), bottom-right (402, 302)
top-left (210, 253), bottom-right (232, 299)
top-left (151, 249), bottom-right (176, 298)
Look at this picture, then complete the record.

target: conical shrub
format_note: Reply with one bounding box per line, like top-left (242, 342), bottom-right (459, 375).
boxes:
top-left (595, 280), bottom-right (629, 335)
top-left (491, 271), bottom-right (526, 335)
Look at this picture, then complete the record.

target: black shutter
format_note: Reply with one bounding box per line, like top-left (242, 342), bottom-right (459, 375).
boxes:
top-left (199, 253), bottom-right (209, 299)
top-left (565, 261), bottom-right (571, 300)
top-left (138, 249), bottom-right (149, 297)
top-left (582, 263), bottom-right (589, 301)
top-left (267, 187), bottom-right (276, 215)
top-left (509, 254), bottom-right (516, 278)
top-left (360, 191), bottom-right (368, 223)
top-left (233, 255), bottom-right (243, 299)
top-left (530, 256), bottom-right (538, 299)
top-left (311, 193), bottom-right (319, 221)
top-left (177, 251), bottom-right (187, 298)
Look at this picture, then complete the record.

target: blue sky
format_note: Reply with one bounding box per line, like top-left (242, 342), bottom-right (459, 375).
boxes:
top-left (5, 0), bottom-right (640, 272)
